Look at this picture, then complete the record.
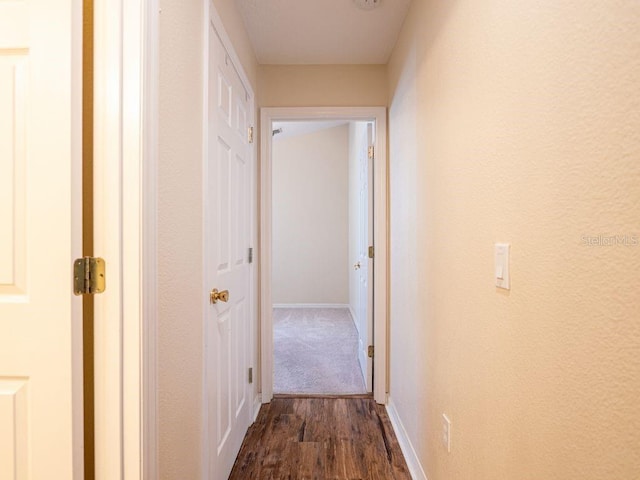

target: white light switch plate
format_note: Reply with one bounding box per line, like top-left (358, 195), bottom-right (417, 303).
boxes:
top-left (495, 243), bottom-right (510, 289)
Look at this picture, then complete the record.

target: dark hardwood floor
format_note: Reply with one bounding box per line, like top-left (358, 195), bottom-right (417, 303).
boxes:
top-left (229, 395), bottom-right (412, 480)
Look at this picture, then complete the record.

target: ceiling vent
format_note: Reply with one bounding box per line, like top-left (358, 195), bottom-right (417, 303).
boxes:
top-left (352, 0), bottom-right (382, 11)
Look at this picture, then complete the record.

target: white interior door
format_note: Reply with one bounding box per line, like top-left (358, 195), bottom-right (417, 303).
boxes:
top-left (0, 0), bottom-right (82, 478)
top-left (205, 23), bottom-right (253, 480)
top-left (356, 123), bottom-right (374, 391)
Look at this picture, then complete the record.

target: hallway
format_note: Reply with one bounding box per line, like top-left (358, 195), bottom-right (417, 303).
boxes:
top-left (2, 0), bottom-right (639, 477)
top-left (229, 396), bottom-right (411, 479)
top-left (157, 1), bottom-right (640, 479)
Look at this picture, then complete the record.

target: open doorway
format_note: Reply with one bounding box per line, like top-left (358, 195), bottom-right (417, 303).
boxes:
top-left (270, 120), bottom-right (373, 395)
top-left (260, 107), bottom-right (388, 404)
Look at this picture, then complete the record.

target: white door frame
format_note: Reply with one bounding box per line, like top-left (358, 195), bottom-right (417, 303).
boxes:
top-left (260, 107), bottom-right (388, 405)
top-left (93, 0), bottom-right (158, 477)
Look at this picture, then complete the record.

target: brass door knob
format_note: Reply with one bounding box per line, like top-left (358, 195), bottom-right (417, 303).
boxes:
top-left (353, 261), bottom-right (361, 270)
top-left (210, 288), bottom-right (229, 304)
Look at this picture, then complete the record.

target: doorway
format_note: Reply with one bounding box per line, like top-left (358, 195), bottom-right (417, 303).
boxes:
top-left (260, 107), bottom-right (388, 405)
top-left (270, 120), bottom-right (373, 395)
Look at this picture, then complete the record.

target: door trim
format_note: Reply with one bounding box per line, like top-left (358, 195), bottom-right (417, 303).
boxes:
top-left (93, 0), bottom-right (158, 477)
top-left (260, 107), bottom-right (388, 405)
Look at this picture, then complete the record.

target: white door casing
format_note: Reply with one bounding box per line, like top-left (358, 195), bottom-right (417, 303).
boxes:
top-left (205, 20), bottom-right (254, 479)
top-left (0, 0), bottom-right (83, 478)
top-left (93, 0), bottom-right (157, 477)
top-left (355, 122), bottom-right (374, 391)
top-left (260, 107), bottom-right (388, 404)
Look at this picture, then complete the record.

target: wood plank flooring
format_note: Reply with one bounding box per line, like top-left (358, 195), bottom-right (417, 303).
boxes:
top-left (229, 396), bottom-right (411, 480)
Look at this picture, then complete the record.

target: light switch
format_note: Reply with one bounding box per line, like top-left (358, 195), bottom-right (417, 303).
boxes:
top-left (495, 243), bottom-right (510, 289)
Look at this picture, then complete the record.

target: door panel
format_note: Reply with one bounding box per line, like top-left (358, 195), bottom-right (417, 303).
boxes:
top-left (0, 0), bottom-right (81, 478)
top-left (0, 379), bottom-right (28, 478)
top-left (207, 23), bottom-right (252, 479)
top-left (356, 122), bottom-right (374, 391)
top-left (216, 138), bottom-right (231, 270)
top-left (0, 0), bottom-right (29, 303)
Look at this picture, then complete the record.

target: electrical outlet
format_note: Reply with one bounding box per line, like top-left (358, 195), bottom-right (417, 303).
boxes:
top-left (442, 414), bottom-right (451, 453)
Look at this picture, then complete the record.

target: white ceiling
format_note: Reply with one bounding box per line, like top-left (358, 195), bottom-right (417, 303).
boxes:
top-left (234, 0), bottom-right (412, 65)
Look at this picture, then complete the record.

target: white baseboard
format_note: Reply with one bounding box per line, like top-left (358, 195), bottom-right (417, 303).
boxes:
top-left (348, 305), bottom-right (357, 322)
top-left (348, 305), bottom-right (362, 335)
top-left (272, 303), bottom-right (349, 309)
top-left (386, 397), bottom-right (428, 480)
top-left (252, 394), bottom-right (262, 422)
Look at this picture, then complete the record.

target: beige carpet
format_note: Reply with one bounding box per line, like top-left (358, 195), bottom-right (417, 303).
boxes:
top-left (273, 307), bottom-right (367, 394)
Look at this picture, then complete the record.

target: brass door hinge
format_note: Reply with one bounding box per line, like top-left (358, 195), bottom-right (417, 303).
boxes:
top-left (367, 345), bottom-right (374, 358)
top-left (248, 126), bottom-right (254, 144)
top-left (73, 257), bottom-right (106, 295)
top-left (248, 367), bottom-right (253, 384)
top-left (368, 145), bottom-right (374, 160)
top-left (368, 246), bottom-right (374, 259)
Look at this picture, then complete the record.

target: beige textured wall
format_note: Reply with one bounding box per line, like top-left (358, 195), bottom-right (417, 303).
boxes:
top-left (158, 1), bottom-right (204, 478)
top-left (259, 64), bottom-right (387, 107)
top-left (272, 125), bottom-right (349, 304)
top-left (388, 1), bottom-right (640, 479)
top-left (158, 0), bottom-right (258, 478)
